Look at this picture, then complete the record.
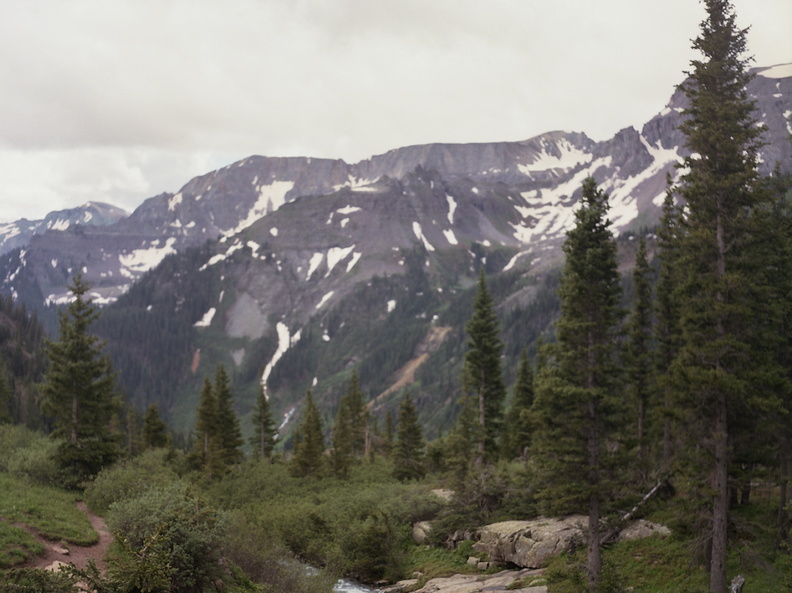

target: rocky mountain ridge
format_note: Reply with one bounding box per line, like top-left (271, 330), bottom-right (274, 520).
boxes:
top-left (0, 64), bottom-right (789, 436)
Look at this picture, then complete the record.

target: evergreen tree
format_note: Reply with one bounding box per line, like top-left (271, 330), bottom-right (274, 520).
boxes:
top-left (0, 364), bottom-right (12, 424)
top-left (530, 177), bottom-right (623, 592)
top-left (653, 179), bottom-right (683, 468)
top-left (41, 274), bottom-right (121, 486)
top-left (384, 409), bottom-right (395, 457)
top-left (445, 391), bottom-right (480, 484)
top-left (463, 270), bottom-right (506, 464)
top-left (290, 390), bottom-right (325, 477)
top-left (344, 371), bottom-right (369, 457)
top-left (392, 391), bottom-right (426, 481)
top-left (330, 393), bottom-right (354, 478)
top-left (250, 385), bottom-right (277, 459)
top-left (213, 365), bottom-right (243, 466)
top-left (675, 3), bottom-right (775, 590)
top-left (501, 349), bottom-right (534, 461)
top-left (626, 237), bottom-right (653, 463)
top-left (192, 377), bottom-right (225, 477)
top-left (141, 403), bottom-right (169, 449)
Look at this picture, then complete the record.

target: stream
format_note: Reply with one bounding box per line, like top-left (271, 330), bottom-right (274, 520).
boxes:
top-left (333, 578), bottom-right (381, 592)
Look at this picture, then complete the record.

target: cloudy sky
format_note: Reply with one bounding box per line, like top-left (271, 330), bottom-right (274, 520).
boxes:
top-left (1, 0), bottom-right (790, 223)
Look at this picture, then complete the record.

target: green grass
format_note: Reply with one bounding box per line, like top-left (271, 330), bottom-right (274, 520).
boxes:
top-left (406, 540), bottom-right (482, 582)
top-left (0, 521), bottom-right (46, 568)
top-left (0, 473), bottom-right (97, 546)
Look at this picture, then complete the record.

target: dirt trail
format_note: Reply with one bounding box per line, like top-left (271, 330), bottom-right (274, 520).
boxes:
top-left (23, 501), bottom-right (112, 574)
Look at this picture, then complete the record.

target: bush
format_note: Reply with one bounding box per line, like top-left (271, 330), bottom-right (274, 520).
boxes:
top-left (223, 511), bottom-right (336, 593)
top-left (0, 425), bottom-right (61, 485)
top-left (85, 448), bottom-right (182, 514)
top-left (107, 484), bottom-right (229, 593)
top-left (6, 438), bottom-right (61, 486)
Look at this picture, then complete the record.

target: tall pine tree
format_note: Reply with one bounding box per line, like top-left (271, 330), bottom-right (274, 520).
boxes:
top-left (213, 364), bottom-right (243, 466)
top-left (250, 385), bottom-right (277, 460)
top-left (626, 237), bottom-right (653, 464)
top-left (290, 390), bottom-right (325, 478)
top-left (463, 270), bottom-right (506, 464)
top-left (501, 349), bottom-right (534, 461)
top-left (653, 179), bottom-right (683, 468)
top-left (41, 274), bottom-right (121, 486)
top-left (392, 391), bottom-right (426, 481)
top-left (141, 403), bottom-right (169, 449)
top-left (674, 2), bottom-right (775, 590)
top-left (530, 177), bottom-right (623, 592)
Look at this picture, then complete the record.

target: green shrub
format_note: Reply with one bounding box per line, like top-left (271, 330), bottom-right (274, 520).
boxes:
top-left (107, 484), bottom-right (228, 593)
top-left (0, 567), bottom-right (77, 593)
top-left (85, 448), bottom-right (181, 514)
top-left (6, 438), bottom-right (61, 486)
top-left (223, 511), bottom-right (336, 593)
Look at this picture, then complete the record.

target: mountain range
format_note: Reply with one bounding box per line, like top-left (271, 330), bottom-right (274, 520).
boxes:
top-left (1, 63), bottom-right (790, 439)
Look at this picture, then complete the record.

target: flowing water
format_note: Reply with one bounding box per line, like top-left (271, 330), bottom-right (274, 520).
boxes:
top-left (333, 577), bottom-right (380, 592)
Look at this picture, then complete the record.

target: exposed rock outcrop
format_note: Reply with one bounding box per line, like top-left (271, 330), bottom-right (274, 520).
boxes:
top-left (470, 516), bottom-right (670, 569)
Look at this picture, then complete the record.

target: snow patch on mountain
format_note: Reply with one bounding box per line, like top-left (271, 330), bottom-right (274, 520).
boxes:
top-left (226, 180), bottom-right (295, 236)
top-left (316, 291), bottom-right (334, 309)
top-left (306, 253), bottom-right (324, 280)
top-left (446, 195), bottom-right (457, 224)
top-left (336, 206), bottom-right (362, 215)
top-left (194, 307), bottom-right (216, 327)
top-left (503, 251), bottom-right (529, 272)
top-left (518, 138), bottom-right (593, 174)
top-left (443, 229), bottom-right (458, 245)
top-left (168, 193), bottom-right (183, 211)
top-left (412, 222), bottom-right (435, 252)
top-left (49, 218), bottom-right (70, 231)
top-left (261, 322), bottom-right (300, 388)
top-left (387, 300), bottom-right (397, 313)
top-left (326, 246), bottom-right (355, 276)
top-left (346, 252), bottom-right (362, 272)
top-left (119, 237), bottom-right (177, 273)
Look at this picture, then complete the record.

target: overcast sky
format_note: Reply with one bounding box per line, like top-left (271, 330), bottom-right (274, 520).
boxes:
top-left (1, 0), bottom-right (790, 223)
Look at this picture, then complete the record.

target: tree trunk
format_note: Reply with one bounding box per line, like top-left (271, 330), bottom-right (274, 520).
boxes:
top-left (779, 451), bottom-right (789, 544)
top-left (477, 386), bottom-right (485, 466)
top-left (709, 210), bottom-right (729, 593)
top-left (587, 368), bottom-right (601, 592)
top-left (663, 393), bottom-right (672, 468)
top-left (710, 390), bottom-right (729, 593)
top-left (70, 396), bottom-right (78, 444)
top-left (638, 397), bottom-right (646, 459)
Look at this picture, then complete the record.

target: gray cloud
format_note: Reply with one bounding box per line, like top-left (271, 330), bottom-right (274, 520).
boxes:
top-left (1, 0), bottom-right (790, 222)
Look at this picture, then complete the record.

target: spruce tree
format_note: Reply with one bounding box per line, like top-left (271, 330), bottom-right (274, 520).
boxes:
top-left (344, 371), bottom-right (369, 457)
top-left (653, 179), bottom-right (682, 468)
top-left (213, 364), bottom-right (243, 466)
top-left (290, 390), bottom-right (325, 477)
top-left (530, 177), bottom-right (623, 592)
top-left (141, 403), bottom-right (169, 449)
top-left (392, 391), bottom-right (426, 481)
top-left (675, 3), bottom-right (774, 590)
top-left (0, 364), bottom-right (12, 424)
top-left (626, 237), bottom-right (653, 463)
top-left (501, 349), bottom-right (534, 461)
top-left (330, 393), bottom-right (354, 478)
top-left (463, 270), bottom-right (506, 464)
top-left (250, 385), bottom-right (277, 459)
top-left (193, 378), bottom-right (222, 472)
top-left (41, 274), bottom-right (121, 486)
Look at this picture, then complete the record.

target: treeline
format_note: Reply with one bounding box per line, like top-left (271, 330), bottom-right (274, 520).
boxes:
top-left (0, 293), bottom-right (46, 428)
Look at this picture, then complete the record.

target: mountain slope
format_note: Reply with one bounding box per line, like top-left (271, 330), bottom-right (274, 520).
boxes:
top-left (0, 64), bottom-right (790, 438)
